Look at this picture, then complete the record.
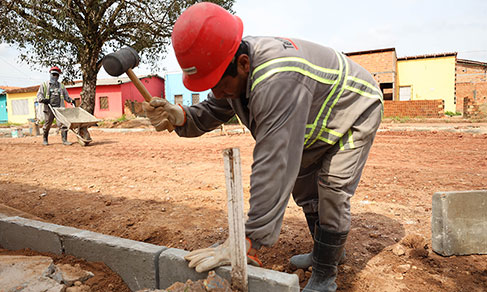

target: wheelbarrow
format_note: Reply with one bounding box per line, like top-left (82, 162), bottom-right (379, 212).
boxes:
top-left (48, 104), bottom-right (100, 146)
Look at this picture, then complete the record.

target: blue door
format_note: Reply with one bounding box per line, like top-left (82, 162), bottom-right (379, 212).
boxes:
top-left (0, 95), bottom-right (7, 123)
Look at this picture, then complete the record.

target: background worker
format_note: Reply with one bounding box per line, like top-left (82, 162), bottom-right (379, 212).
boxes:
top-left (36, 66), bottom-right (75, 146)
top-left (143, 3), bottom-right (383, 291)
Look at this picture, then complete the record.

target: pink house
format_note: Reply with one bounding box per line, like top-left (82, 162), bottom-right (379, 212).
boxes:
top-left (66, 74), bottom-right (165, 119)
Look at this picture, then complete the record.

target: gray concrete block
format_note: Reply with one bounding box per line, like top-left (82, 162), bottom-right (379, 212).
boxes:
top-left (216, 265), bottom-right (300, 292)
top-left (159, 248), bottom-right (299, 292)
top-left (432, 190), bottom-right (487, 256)
top-left (0, 216), bottom-right (63, 254)
top-left (62, 229), bottom-right (166, 291)
top-left (158, 248), bottom-right (209, 289)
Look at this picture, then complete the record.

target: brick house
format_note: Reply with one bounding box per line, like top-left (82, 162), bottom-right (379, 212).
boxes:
top-left (345, 48), bottom-right (397, 101)
top-left (455, 59), bottom-right (487, 116)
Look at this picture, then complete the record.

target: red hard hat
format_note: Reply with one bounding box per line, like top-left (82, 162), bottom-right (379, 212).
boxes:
top-left (172, 2), bottom-right (243, 92)
top-left (49, 66), bottom-right (62, 74)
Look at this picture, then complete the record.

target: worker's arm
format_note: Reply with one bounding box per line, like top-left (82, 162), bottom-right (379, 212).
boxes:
top-left (61, 85), bottom-right (75, 105)
top-left (244, 77), bottom-right (312, 248)
top-left (175, 92), bottom-right (235, 137)
top-left (36, 83), bottom-right (48, 103)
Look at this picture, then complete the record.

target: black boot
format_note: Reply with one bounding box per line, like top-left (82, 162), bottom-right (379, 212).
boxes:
top-left (61, 131), bottom-right (72, 145)
top-left (290, 213), bottom-right (346, 269)
top-left (303, 223), bottom-right (348, 292)
top-left (42, 130), bottom-right (49, 146)
top-left (290, 213), bottom-right (318, 268)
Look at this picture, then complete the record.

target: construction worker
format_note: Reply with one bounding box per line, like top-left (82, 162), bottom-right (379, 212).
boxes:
top-left (143, 3), bottom-right (383, 291)
top-left (36, 66), bottom-right (75, 146)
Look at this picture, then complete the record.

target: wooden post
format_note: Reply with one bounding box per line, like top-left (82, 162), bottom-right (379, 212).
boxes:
top-left (222, 148), bottom-right (248, 292)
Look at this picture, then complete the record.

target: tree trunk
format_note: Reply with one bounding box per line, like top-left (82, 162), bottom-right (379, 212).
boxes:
top-left (80, 69), bottom-right (97, 114)
top-left (79, 47), bottom-right (101, 115)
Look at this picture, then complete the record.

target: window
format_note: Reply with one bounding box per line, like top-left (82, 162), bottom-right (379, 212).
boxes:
top-left (174, 95), bottom-right (183, 105)
top-left (192, 93), bottom-right (200, 105)
top-left (399, 86), bottom-right (412, 101)
top-left (99, 96), bottom-right (109, 110)
top-left (11, 99), bottom-right (29, 115)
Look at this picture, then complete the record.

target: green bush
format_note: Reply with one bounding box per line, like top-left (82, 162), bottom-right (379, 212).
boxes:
top-left (445, 111), bottom-right (461, 117)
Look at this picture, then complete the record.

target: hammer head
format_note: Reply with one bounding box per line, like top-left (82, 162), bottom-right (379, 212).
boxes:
top-left (103, 47), bottom-right (140, 76)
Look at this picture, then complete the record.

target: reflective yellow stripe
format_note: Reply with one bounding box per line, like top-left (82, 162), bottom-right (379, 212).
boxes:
top-left (252, 57), bottom-right (340, 78)
top-left (347, 76), bottom-right (382, 95)
top-left (304, 52), bottom-right (343, 147)
top-left (339, 136), bottom-right (344, 150)
top-left (307, 51), bottom-right (349, 148)
top-left (318, 135), bottom-right (334, 144)
top-left (348, 129), bottom-right (355, 149)
top-left (251, 66), bottom-right (336, 92)
top-left (344, 85), bottom-right (383, 100)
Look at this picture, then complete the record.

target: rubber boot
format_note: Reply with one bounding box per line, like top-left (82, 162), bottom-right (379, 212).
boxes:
top-left (303, 223), bottom-right (348, 292)
top-left (42, 130), bottom-right (49, 146)
top-left (61, 130), bottom-right (72, 145)
top-left (290, 213), bottom-right (346, 269)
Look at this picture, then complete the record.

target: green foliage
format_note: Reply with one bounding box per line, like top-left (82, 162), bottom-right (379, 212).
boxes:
top-left (445, 111), bottom-right (462, 117)
top-left (387, 116), bottom-right (412, 123)
top-left (0, 0), bottom-right (235, 113)
top-left (225, 115), bottom-right (239, 125)
top-left (116, 114), bottom-right (127, 123)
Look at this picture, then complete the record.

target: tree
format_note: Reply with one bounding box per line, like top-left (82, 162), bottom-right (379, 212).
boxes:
top-left (0, 0), bottom-right (235, 114)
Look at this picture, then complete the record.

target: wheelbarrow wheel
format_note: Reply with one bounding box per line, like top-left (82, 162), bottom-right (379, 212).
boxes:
top-left (76, 126), bottom-right (92, 147)
top-left (77, 137), bottom-right (90, 146)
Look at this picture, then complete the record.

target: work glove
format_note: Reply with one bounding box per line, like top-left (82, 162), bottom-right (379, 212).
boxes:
top-left (184, 237), bottom-right (262, 273)
top-left (40, 98), bottom-right (50, 104)
top-left (142, 97), bottom-right (185, 131)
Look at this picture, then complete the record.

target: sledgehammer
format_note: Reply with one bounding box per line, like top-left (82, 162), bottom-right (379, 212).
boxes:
top-left (102, 47), bottom-right (174, 131)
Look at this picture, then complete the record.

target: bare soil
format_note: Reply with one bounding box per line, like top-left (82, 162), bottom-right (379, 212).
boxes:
top-left (1, 122), bottom-right (486, 291)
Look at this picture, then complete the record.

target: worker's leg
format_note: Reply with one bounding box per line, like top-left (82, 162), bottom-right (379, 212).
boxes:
top-left (60, 125), bottom-right (71, 145)
top-left (304, 135), bottom-right (376, 292)
top-left (42, 109), bottom-right (55, 146)
top-left (291, 158), bottom-right (350, 269)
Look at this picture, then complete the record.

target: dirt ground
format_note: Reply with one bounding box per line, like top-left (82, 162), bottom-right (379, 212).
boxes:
top-left (1, 121), bottom-right (486, 291)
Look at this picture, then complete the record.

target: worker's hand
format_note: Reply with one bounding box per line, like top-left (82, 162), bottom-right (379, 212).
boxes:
top-left (142, 97), bottom-right (185, 131)
top-left (184, 238), bottom-right (262, 273)
top-left (40, 99), bottom-right (49, 104)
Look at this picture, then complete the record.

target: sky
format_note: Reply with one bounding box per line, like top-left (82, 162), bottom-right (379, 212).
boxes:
top-left (0, 0), bottom-right (486, 87)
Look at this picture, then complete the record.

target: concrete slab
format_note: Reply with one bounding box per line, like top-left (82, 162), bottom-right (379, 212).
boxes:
top-left (0, 216), bottom-right (63, 254)
top-left (61, 229), bottom-right (166, 291)
top-left (0, 255), bottom-right (64, 291)
top-left (432, 190), bottom-right (487, 256)
top-left (159, 248), bottom-right (300, 292)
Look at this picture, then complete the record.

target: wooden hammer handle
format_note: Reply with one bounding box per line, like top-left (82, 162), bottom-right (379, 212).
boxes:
top-left (126, 68), bottom-right (175, 132)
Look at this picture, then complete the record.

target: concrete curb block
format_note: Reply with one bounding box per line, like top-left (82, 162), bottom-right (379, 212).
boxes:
top-left (61, 228), bottom-right (166, 291)
top-left (0, 215), bottom-right (300, 292)
top-left (0, 216), bottom-right (63, 254)
top-left (159, 248), bottom-right (300, 292)
top-left (432, 190), bottom-right (487, 256)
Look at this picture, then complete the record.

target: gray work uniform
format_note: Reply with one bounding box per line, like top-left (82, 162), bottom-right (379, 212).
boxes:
top-left (36, 81), bottom-right (72, 134)
top-left (176, 36), bottom-right (383, 247)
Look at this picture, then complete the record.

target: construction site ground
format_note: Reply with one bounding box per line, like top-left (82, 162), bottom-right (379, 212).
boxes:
top-left (1, 120), bottom-right (486, 291)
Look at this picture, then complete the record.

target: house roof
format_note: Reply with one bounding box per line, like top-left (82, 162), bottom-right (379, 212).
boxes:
top-left (457, 58), bottom-right (487, 67)
top-left (345, 47), bottom-right (396, 56)
top-left (0, 86), bottom-right (22, 91)
top-left (65, 74), bottom-right (164, 88)
top-left (5, 85), bottom-right (40, 94)
top-left (398, 52), bottom-right (457, 61)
